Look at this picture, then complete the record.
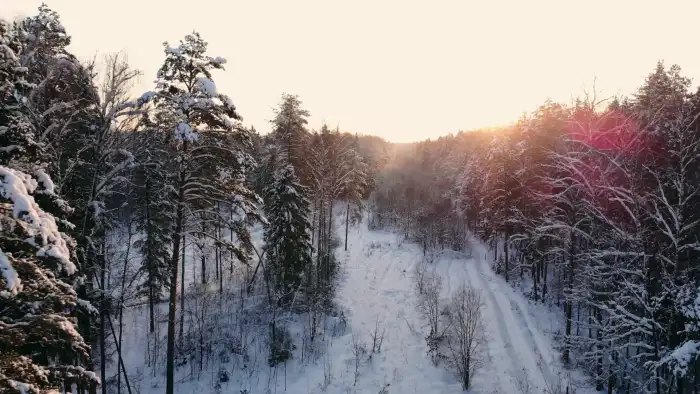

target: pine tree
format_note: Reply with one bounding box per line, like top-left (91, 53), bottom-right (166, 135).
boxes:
top-left (263, 164), bottom-right (313, 306)
top-left (0, 21), bottom-right (97, 393)
top-left (13, 4), bottom-right (71, 87)
top-left (141, 31), bottom-right (261, 394)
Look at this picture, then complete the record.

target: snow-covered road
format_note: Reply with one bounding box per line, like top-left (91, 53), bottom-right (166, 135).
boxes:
top-left (333, 215), bottom-right (596, 393)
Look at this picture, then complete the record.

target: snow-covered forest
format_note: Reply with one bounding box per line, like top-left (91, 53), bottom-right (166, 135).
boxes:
top-left (372, 67), bottom-right (700, 392)
top-left (2, 4), bottom-right (700, 394)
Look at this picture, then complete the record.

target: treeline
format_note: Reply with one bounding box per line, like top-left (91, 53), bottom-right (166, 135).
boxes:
top-left (372, 62), bottom-right (700, 393)
top-left (0, 5), bottom-right (388, 394)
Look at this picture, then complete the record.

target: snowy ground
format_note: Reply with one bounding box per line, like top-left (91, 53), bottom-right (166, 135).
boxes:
top-left (329, 214), bottom-right (599, 394)
top-left (110, 210), bottom-right (598, 393)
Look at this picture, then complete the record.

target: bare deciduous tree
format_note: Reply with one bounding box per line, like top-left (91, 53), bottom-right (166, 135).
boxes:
top-left (444, 284), bottom-right (487, 391)
top-left (350, 331), bottom-right (367, 385)
top-left (417, 272), bottom-right (443, 340)
top-left (368, 317), bottom-right (386, 355)
top-left (412, 261), bottom-right (428, 295)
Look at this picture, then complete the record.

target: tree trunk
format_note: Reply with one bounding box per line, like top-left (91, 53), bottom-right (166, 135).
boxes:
top-left (149, 285), bottom-right (155, 333)
top-left (99, 242), bottom-right (107, 394)
top-left (596, 307), bottom-right (604, 391)
top-left (326, 198), bottom-right (333, 284)
top-left (328, 199), bottom-right (333, 249)
top-left (542, 258), bottom-right (548, 300)
top-left (117, 301), bottom-right (123, 394)
top-left (345, 202), bottom-right (350, 251)
top-left (201, 254), bottom-right (206, 284)
top-left (316, 197), bottom-right (324, 284)
top-left (532, 260), bottom-right (539, 302)
top-left (230, 207), bottom-right (234, 275)
top-left (145, 182), bottom-right (155, 333)
top-left (117, 223), bottom-right (132, 394)
top-left (179, 229), bottom-right (185, 342)
top-left (493, 236), bottom-right (497, 261)
top-left (166, 161), bottom-right (186, 394)
top-left (218, 203), bottom-right (223, 294)
top-left (504, 230), bottom-right (509, 282)
top-left (563, 235), bottom-right (575, 365)
top-left (311, 198), bottom-right (317, 249)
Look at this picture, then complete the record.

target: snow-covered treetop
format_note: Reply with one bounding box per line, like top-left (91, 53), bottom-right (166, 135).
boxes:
top-left (270, 93), bottom-right (310, 131)
top-left (148, 31), bottom-right (242, 141)
top-left (265, 163), bottom-right (310, 224)
top-left (14, 4), bottom-right (72, 79)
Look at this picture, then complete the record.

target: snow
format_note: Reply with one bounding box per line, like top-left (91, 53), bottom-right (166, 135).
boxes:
top-left (329, 215), bottom-right (597, 393)
top-left (76, 298), bottom-right (99, 315)
top-left (34, 169), bottom-right (55, 194)
top-left (221, 94), bottom-right (235, 109)
top-left (106, 206), bottom-right (597, 394)
top-left (138, 91), bottom-right (157, 103)
top-left (0, 166), bottom-right (75, 274)
top-left (0, 250), bottom-right (21, 295)
top-left (661, 340), bottom-right (700, 376)
top-left (222, 116), bottom-right (235, 129)
top-left (113, 91), bottom-right (157, 113)
top-left (175, 121), bottom-right (198, 141)
top-left (9, 380), bottom-right (32, 394)
top-left (196, 77), bottom-right (217, 96)
top-left (212, 56), bottom-right (227, 65)
top-left (166, 46), bottom-right (182, 56)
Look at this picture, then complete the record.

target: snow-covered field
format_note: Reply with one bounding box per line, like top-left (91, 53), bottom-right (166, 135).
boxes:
top-left (113, 210), bottom-right (598, 393)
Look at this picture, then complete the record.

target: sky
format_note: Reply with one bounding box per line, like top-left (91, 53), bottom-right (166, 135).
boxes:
top-left (2, 0), bottom-right (700, 143)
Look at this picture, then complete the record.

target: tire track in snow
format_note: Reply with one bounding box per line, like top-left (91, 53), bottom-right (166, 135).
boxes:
top-left (507, 297), bottom-right (556, 386)
top-left (468, 255), bottom-right (531, 391)
top-left (471, 244), bottom-right (556, 392)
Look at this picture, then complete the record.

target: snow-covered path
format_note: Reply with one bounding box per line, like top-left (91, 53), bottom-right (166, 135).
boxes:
top-left (333, 222), bottom-right (461, 393)
top-left (333, 216), bottom-right (596, 393)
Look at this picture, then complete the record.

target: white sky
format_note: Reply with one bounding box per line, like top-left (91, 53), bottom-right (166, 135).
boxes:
top-left (3, 0), bottom-right (700, 142)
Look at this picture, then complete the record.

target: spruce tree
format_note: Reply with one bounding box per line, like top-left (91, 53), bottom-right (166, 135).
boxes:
top-left (0, 20), bottom-right (97, 394)
top-left (270, 93), bottom-right (311, 183)
top-left (263, 164), bottom-right (313, 306)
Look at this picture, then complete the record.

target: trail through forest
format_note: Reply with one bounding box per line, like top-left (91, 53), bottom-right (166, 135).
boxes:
top-left (335, 213), bottom-right (597, 393)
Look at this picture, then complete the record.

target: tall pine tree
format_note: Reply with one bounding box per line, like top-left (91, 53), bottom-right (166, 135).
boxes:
top-left (140, 31), bottom-right (261, 394)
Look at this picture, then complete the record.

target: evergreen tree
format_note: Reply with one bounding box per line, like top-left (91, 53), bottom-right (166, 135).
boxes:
top-left (0, 22), bottom-right (97, 393)
top-left (343, 136), bottom-right (368, 250)
top-left (141, 31), bottom-right (261, 394)
top-left (263, 164), bottom-right (313, 306)
top-left (10, 13), bottom-right (141, 386)
top-left (270, 93), bottom-right (310, 183)
top-left (132, 124), bottom-right (174, 333)
top-left (0, 21), bottom-right (41, 172)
